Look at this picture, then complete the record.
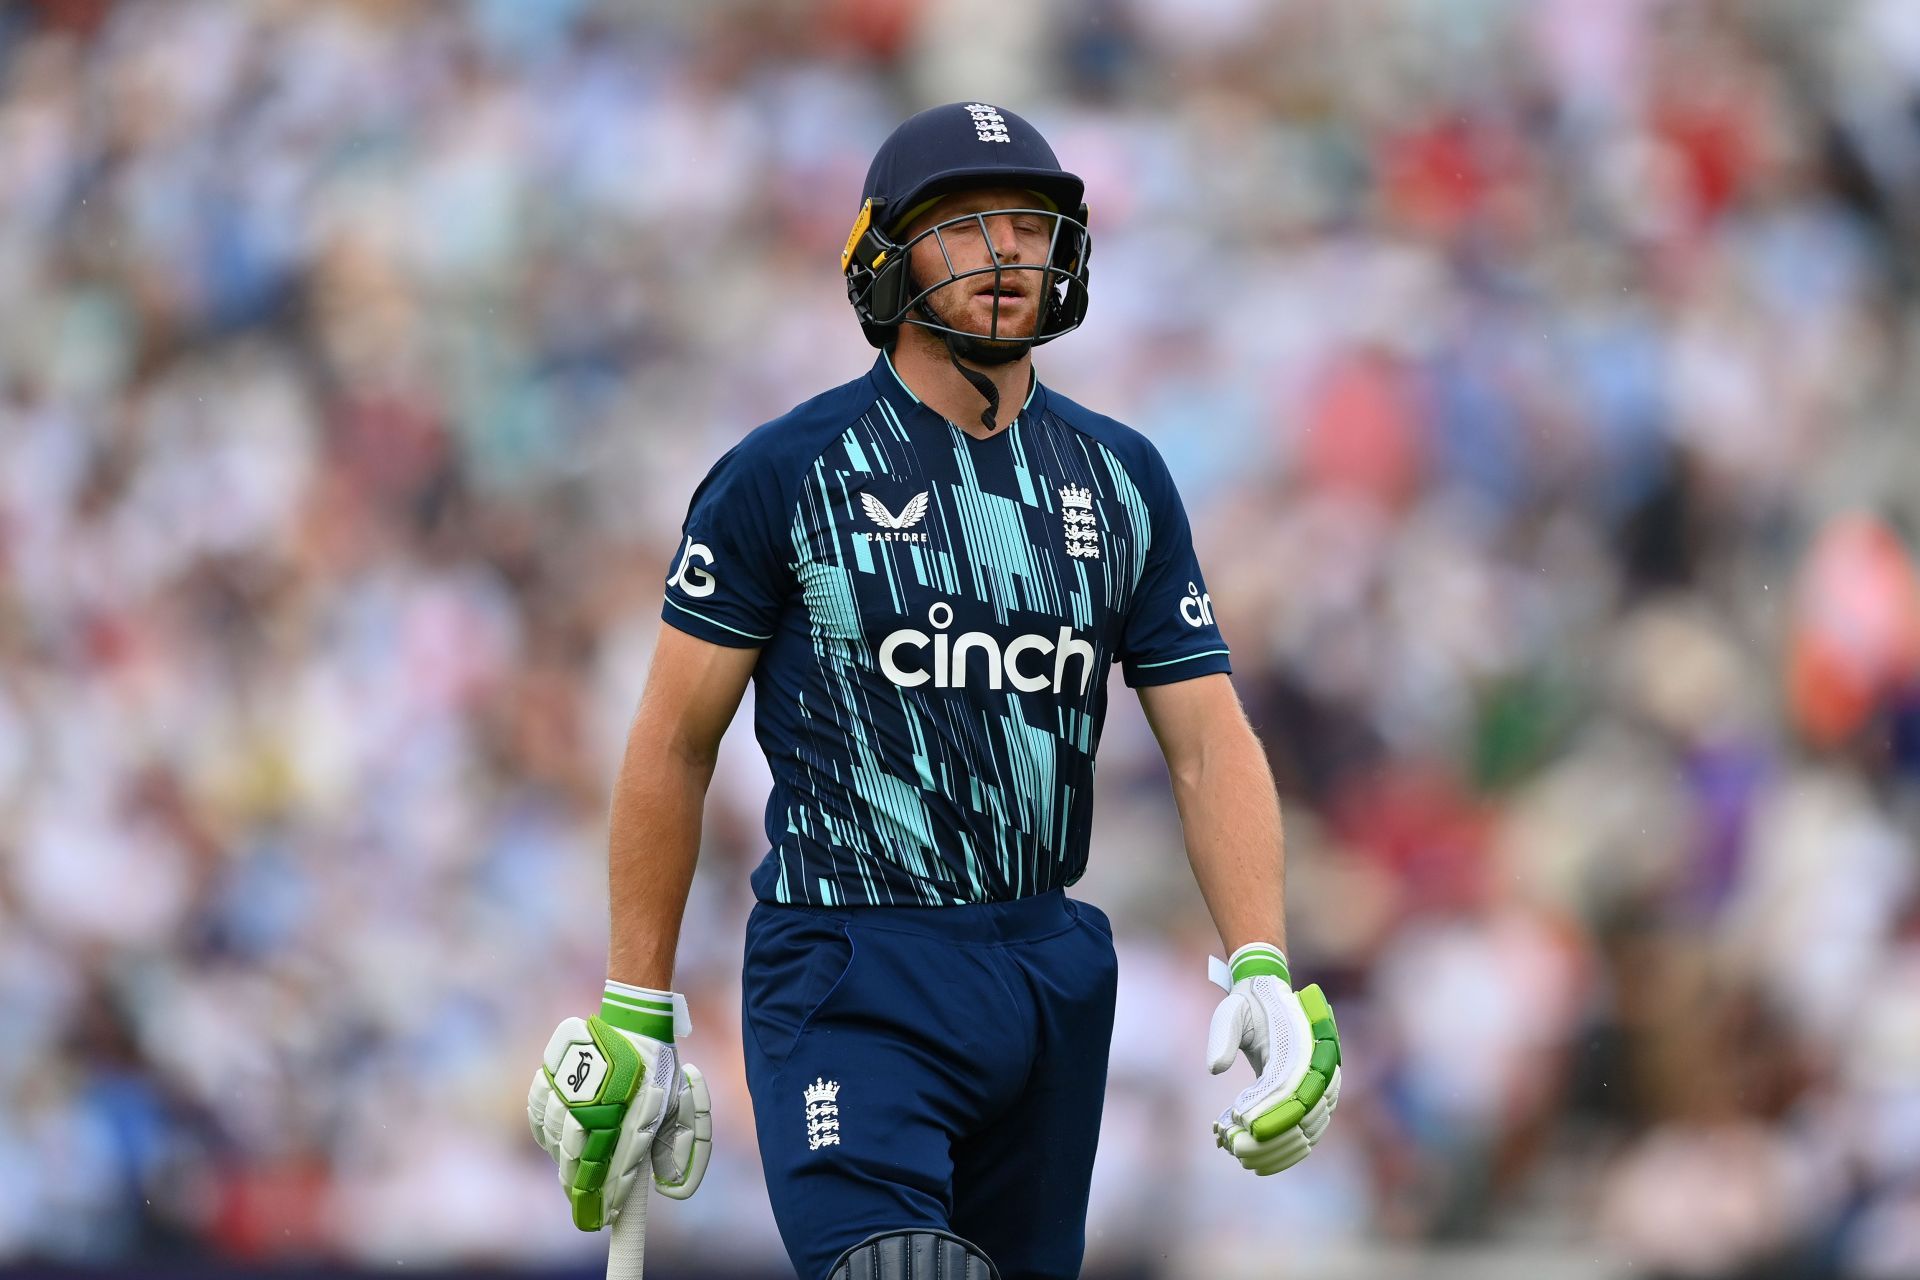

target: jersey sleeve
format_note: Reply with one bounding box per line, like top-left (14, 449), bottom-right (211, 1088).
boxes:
top-left (660, 441), bottom-right (791, 647)
top-left (1116, 448), bottom-right (1232, 687)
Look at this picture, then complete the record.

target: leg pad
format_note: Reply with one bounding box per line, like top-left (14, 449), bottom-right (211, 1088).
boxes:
top-left (828, 1229), bottom-right (999, 1280)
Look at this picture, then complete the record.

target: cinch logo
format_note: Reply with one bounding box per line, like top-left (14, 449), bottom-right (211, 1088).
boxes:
top-left (880, 601), bottom-right (1096, 695)
top-left (1180, 581), bottom-right (1215, 628)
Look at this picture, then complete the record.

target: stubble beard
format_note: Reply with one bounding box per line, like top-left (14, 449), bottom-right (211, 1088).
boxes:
top-left (913, 266), bottom-right (1043, 352)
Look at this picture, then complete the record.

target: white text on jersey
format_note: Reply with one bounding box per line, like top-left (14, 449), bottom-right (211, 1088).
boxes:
top-left (667, 536), bottom-right (717, 598)
top-left (879, 601), bottom-right (1095, 695)
top-left (1180, 581), bottom-right (1215, 627)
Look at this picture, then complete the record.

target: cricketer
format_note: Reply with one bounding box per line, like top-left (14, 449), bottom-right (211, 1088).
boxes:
top-left (527, 102), bottom-right (1342, 1280)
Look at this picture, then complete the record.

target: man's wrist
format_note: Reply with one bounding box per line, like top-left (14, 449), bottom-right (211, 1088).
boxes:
top-left (599, 980), bottom-right (686, 1043)
top-left (1226, 942), bottom-right (1290, 986)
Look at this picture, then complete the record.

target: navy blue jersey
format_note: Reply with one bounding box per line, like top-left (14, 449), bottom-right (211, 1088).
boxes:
top-left (663, 353), bottom-right (1230, 906)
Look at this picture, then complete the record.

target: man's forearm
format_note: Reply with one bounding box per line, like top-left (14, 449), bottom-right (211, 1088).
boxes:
top-left (605, 724), bottom-right (716, 989)
top-left (1171, 721), bottom-right (1287, 955)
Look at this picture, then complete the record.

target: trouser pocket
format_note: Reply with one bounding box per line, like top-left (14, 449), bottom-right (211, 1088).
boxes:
top-left (742, 905), bottom-right (857, 1068)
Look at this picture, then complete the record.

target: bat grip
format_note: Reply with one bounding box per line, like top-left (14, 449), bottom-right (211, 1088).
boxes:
top-left (605, 1180), bottom-right (647, 1280)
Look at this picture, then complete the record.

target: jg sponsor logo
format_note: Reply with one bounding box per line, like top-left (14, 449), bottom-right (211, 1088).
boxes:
top-left (1180, 581), bottom-right (1215, 628)
top-left (880, 601), bottom-right (1096, 695)
top-left (667, 536), bottom-right (716, 598)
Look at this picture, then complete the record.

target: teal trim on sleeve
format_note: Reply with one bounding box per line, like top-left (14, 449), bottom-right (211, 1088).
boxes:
top-left (663, 595), bottom-right (774, 641)
top-left (1134, 648), bottom-right (1231, 669)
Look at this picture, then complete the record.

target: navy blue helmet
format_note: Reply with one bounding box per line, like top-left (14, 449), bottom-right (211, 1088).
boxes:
top-left (842, 103), bottom-right (1092, 351)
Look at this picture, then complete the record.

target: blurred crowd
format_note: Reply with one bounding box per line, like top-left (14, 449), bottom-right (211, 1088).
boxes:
top-left (2, 0), bottom-right (1919, 1275)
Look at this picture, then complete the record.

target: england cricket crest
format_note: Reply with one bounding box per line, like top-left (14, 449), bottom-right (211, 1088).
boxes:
top-left (1060, 484), bottom-right (1100, 560)
top-left (804, 1077), bottom-right (841, 1151)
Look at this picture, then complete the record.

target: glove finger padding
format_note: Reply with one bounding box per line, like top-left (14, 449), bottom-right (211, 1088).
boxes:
top-left (530, 1015), bottom-right (671, 1231)
top-left (1245, 1132), bottom-right (1313, 1176)
top-left (1211, 980), bottom-right (1341, 1174)
top-left (1297, 1064), bottom-right (1341, 1145)
top-left (650, 1062), bottom-right (713, 1199)
top-left (1223, 1066), bottom-right (1341, 1175)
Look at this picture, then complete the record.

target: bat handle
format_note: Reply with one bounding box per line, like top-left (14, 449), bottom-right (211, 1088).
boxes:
top-left (605, 1180), bottom-right (648, 1280)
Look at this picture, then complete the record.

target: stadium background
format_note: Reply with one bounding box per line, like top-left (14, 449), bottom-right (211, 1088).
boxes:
top-left (2, 0), bottom-right (1919, 1276)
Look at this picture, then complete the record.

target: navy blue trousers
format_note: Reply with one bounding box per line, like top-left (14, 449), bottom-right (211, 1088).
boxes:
top-left (741, 889), bottom-right (1119, 1280)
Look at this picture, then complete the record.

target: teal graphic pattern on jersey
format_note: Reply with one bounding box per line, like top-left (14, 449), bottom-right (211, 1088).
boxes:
top-left (663, 354), bottom-right (1230, 905)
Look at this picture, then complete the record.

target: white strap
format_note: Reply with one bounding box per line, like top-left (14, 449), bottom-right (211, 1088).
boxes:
top-left (671, 992), bottom-right (692, 1040)
top-left (1208, 954), bottom-right (1233, 992)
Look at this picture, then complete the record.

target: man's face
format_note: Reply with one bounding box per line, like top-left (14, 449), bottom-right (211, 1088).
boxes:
top-left (900, 186), bottom-right (1056, 343)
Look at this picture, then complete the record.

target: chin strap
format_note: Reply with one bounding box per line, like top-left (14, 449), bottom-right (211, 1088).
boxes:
top-left (905, 260), bottom-right (1029, 433)
top-left (942, 333), bottom-right (1003, 434)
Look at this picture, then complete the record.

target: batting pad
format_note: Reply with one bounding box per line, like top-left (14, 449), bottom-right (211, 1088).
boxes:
top-left (828, 1228), bottom-right (1000, 1280)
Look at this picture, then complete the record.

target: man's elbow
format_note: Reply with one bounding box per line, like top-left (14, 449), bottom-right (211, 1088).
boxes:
top-left (1169, 714), bottom-right (1264, 794)
top-left (1164, 734), bottom-right (1216, 796)
top-left (625, 705), bottom-right (726, 781)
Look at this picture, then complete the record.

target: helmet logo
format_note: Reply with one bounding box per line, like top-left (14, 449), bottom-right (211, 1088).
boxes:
top-left (964, 103), bottom-right (1011, 144)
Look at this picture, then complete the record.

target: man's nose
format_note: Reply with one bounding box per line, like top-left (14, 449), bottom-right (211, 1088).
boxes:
top-left (986, 215), bottom-right (1022, 264)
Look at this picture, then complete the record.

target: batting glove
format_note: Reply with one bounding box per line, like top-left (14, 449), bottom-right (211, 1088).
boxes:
top-left (526, 981), bottom-right (714, 1230)
top-left (1206, 943), bottom-right (1341, 1175)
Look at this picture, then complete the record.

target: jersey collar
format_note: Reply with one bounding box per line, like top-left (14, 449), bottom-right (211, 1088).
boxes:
top-left (870, 350), bottom-right (1042, 429)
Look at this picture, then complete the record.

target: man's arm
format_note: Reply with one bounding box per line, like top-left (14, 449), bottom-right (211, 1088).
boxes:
top-left (1137, 672), bottom-right (1285, 955)
top-left (606, 624), bottom-right (760, 988)
top-left (1142, 673), bottom-right (1339, 1177)
top-left (528, 625), bottom-right (735, 1231)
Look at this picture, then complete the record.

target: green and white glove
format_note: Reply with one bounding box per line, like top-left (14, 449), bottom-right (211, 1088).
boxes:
top-left (1207, 942), bottom-right (1341, 1176)
top-left (526, 981), bottom-right (713, 1230)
